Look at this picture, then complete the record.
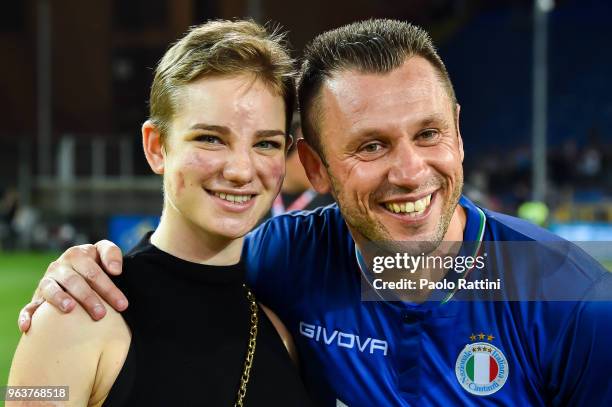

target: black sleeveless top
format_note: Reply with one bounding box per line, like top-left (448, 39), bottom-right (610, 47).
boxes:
top-left (102, 233), bottom-right (313, 406)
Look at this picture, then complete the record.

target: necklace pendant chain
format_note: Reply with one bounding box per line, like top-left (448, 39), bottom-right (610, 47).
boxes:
top-left (235, 284), bottom-right (258, 407)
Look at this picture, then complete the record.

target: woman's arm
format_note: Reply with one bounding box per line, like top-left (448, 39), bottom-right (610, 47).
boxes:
top-left (8, 300), bottom-right (130, 407)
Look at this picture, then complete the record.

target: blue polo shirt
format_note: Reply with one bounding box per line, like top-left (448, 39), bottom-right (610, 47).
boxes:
top-left (243, 196), bottom-right (612, 406)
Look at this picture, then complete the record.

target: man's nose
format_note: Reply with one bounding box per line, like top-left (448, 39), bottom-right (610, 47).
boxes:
top-left (387, 140), bottom-right (428, 188)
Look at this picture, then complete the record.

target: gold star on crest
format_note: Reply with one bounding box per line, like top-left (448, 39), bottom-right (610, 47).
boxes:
top-left (487, 334), bottom-right (495, 342)
top-left (478, 332), bottom-right (485, 340)
top-left (469, 334), bottom-right (476, 341)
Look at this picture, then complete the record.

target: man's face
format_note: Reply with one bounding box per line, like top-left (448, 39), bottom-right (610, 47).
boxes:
top-left (315, 57), bottom-right (464, 248)
top-left (162, 75), bottom-right (286, 241)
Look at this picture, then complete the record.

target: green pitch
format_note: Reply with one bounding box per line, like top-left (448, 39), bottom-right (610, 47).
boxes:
top-left (0, 252), bottom-right (59, 388)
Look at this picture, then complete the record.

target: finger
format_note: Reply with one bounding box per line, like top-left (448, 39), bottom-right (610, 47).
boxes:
top-left (17, 298), bottom-right (44, 333)
top-left (95, 240), bottom-right (124, 276)
top-left (44, 266), bottom-right (107, 320)
top-left (54, 244), bottom-right (127, 312)
top-left (71, 254), bottom-right (128, 312)
top-left (60, 243), bottom-right (99, 263)
top-left (38, 276), bottom-right (77, 313)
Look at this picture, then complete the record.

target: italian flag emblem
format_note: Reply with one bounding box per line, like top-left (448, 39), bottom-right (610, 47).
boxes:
top-left (466, 352), bottom-right (499, 384)
top-left (455, 340), bottom-right (509, 396)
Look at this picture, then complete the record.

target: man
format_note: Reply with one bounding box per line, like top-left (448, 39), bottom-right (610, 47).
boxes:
top-left (19, 20), bottom-right (612, 406)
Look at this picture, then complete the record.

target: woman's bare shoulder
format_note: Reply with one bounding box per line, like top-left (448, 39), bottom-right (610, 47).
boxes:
top-left (8, 300), bottom-right (131, 406)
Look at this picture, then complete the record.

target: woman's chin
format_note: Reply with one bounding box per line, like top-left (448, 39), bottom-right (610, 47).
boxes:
top-left (205, 220), bottom-right (257, 241)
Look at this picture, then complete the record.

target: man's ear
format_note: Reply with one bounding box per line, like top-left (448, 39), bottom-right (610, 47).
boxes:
top-left (455, 103), bottom-right (464, 162)
top-left (297, 139), bottom-right (331, 194)
top-left (142, 120), bottom-right (165, 175)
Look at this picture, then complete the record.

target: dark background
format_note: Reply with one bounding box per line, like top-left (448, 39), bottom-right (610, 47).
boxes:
top-left (0, 0), bottom-right (610, 247)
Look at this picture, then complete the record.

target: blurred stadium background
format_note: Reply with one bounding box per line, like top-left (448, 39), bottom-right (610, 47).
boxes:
top-left (0, 0), bottom-right (610, 388)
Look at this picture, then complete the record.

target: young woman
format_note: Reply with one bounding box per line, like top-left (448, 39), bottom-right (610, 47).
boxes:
top-left (8, 20), bottom-right (312, 406)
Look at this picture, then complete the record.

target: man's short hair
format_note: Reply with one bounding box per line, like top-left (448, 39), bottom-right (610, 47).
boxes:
top-left (297, 19), bottom-right (456, 157)
top-left (287, 110), bottom-right (302, 155)
top-left (150, 19), bottom-right (296, 142)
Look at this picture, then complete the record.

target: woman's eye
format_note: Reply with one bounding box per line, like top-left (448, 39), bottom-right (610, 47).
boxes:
top-left (195, 135), bottom-right (222, 144)
top-left (255, 140), bottom-right (282, 150)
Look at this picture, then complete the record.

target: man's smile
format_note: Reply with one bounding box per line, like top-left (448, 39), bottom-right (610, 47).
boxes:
top-left (379, 191), bottom-right (437, 218)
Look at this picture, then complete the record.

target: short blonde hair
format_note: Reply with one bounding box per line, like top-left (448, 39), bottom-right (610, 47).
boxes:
top-left (150, 20), bottom-right (296, 140)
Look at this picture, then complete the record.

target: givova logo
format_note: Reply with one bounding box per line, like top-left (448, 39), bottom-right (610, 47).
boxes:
top-left (455, 342), bottom-right (509, 396)
top-left (299, 322), bottom-right (388, 356)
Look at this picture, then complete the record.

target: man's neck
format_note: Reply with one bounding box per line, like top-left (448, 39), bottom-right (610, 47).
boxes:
top-left (151, 207), bottom-right (243, 266)
top-left (353, 204), bottom-right (467, 302)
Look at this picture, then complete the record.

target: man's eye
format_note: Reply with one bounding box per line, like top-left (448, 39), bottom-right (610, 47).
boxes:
top-left (255, 140), bottom-right (282, 150)
top-left (418, 130), bottom-right (440, 142)
top-left (195, 135), bottom-right (222, 144)
top-left (361, 142), bottom-right (383, 153)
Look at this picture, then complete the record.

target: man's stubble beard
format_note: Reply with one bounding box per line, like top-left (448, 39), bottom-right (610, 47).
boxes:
top-left (328, 170), bottom-right (464, 256)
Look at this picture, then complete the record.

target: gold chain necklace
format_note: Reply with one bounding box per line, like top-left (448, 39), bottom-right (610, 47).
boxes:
top-left (234, 284), bottom-right (258, 407)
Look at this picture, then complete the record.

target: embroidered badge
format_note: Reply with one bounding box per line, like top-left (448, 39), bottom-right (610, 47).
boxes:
top-left (455, 333), bottom-right (508, 396)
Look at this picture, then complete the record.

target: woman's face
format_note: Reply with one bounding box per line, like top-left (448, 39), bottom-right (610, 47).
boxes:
top-left (160, 74), bottom-right (287, 241)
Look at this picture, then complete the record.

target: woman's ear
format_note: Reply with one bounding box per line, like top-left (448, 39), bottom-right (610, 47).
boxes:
top-left (285, 134), bottom-right (295, 154)
top-left (142, 120), bottom-right (165, 175)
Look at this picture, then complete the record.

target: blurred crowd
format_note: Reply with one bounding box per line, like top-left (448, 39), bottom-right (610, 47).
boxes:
top-left (0, 186), bottom-right (88, 251)
top-left (464, 128), bottom-right (611, 223)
